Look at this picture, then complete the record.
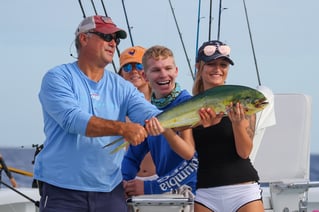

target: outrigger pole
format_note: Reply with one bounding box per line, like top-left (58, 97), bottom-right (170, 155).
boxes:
top-left (168, 0), bottom-right (194, 80)
top-left (242, 0), bottom-right (262, 86)
top-left (121, 0), bottom-right (134, 46)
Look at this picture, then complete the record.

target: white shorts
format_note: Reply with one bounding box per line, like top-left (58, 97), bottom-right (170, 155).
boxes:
top-left (195, 182), bottom-right (262, 212)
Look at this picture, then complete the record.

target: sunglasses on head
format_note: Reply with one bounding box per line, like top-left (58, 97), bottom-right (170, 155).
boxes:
top-left (89, 31), bottom-right (120, 45)
top-left (202, 44), bottom-right (231, 57)
top-left (122, 63), bottom-right (144, 73)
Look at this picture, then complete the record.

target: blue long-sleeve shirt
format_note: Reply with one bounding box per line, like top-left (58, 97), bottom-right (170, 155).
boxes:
top-left (34, 62), bottom-right (160, 192)
top-left (122, 90), bottom-right (198, 194)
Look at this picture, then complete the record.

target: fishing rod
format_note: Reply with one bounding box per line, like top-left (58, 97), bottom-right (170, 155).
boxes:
top-left (0, 154), bottom-right (39, 207)
top-left (0, 179), bottom-right (39, 207)
top-left (208, 0), bottom-right (213, 40)
top-left (121, 0), bottom-right (134, 46)
top-left (242, 0), bottom-right (261, 86)
top-left (99, 0), bottom-right (121, 61)
top-left (168, 0), bottom-right (194, 80)
top-left (217, 0), bottom-right (222, 40)
top-left (0, 165), bottom-right (33, 177)
top-left (0, 155), bottom-right (11, 177)
top-left (78, 0), bottom-right (86, 18)
top-left (194, 0), bottom-right (202, 77)
top-left (100, 0), bottom-right (107, 15)
top-left (90, 0), bottom-right (98, 14)
top-left (0, 154), bottom-right (16, 186)
top-left (217, 0), bottom-right (228, 41)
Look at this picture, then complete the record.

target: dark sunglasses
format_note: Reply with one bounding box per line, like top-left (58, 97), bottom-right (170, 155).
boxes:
top-left (89, 31), bottom-right (120, 45)
top-left (122, 63), bottom-right (144, 73)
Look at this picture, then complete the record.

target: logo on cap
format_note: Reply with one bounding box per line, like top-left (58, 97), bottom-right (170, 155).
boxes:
top-left (101, 16), bottom-right (113, 24)
top-left (128, 49), bottom-right (136, 56)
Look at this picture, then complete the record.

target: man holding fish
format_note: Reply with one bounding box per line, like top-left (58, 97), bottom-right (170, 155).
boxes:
top-left (34, 16), bottom-right (163, 212)
top-left (144, 40), bottom-right (269, 212)
top-left (122, 45), bottom-right (198, 202)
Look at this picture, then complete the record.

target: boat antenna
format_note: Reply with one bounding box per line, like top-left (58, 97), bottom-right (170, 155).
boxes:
top-left (168, 0), bottom-right (194, 80)
top-left (78, 0), bottom-right (86, 18)
top-left (208, 0), bottom-right (213, 40)
top-left (243, 0), bottom-right (262, 85)
top-left (194, 0), bottom-right (202, 77)
top-left (121, 0), bottom-right (134, 46)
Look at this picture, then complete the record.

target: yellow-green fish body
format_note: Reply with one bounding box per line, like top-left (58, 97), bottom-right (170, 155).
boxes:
top-left (156, 84), bottom-right (268, 128)
top-left (104, 84), bottom-right (268, 152)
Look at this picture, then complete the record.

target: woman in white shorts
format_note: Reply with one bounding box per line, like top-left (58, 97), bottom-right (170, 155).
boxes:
top-left (192, 40), bottom-right (265, 212)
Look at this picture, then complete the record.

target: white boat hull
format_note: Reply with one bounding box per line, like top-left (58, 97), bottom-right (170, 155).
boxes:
top-left (0, 188), bottom-right (39, 212)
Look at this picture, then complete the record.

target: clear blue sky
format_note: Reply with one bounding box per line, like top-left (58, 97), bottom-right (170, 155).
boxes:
top-left (1, 0), bottom-right (318, 153)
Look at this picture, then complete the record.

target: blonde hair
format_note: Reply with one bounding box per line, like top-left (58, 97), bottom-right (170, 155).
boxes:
top-left (142, 45), bottom-right (175, 71)
top-left (192, 61), bottom-right (205, 95)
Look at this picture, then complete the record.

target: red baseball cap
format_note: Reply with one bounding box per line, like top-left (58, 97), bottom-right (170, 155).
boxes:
top-left (75, 15), bottom-right (127, 39)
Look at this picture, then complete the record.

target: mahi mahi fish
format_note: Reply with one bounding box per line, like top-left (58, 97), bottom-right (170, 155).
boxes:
top-left (157, 84), bottom-right (268, 129)
top-left (104, 84), bottom-right (268, 152)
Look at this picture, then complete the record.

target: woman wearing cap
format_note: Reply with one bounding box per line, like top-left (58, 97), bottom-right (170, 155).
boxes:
top-left (192, 40), bottom-right (264, 212)
top-left (119, 46), bottom-right (158, 180)
top-left (119, 46), bottom-right (152, 101)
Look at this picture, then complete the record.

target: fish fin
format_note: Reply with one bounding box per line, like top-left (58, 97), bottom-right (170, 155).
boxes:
top-left (110, 141), bottom-right (129, 154)
top-left (102, 137), bottom-right (124, 148)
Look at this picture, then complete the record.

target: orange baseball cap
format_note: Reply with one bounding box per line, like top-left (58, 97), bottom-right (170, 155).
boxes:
top-left (119, 46), bottom-right (146, 69)
top-left (118, 46), bottom-right (146, 74)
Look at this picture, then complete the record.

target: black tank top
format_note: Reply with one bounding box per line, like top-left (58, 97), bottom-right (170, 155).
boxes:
top-left (192, 117), bottom-right (259, 188)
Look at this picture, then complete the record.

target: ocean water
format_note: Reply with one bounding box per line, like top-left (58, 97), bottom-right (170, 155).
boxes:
top-left (0, 147), bottom-right (319, 188)
top-left (0, 147), bottom-right (35, 188)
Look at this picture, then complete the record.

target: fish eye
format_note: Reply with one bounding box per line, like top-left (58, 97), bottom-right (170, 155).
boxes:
top-left (243, 96), bottom-right (250, 103)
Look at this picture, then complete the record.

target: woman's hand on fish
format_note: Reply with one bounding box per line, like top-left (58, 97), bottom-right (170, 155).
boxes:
top-left (145, 117), bottom-right (165, 136)
top-left (227, 102), bottom-right (249, 127)
top-left (199, 107), bottom-right (224, 128)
